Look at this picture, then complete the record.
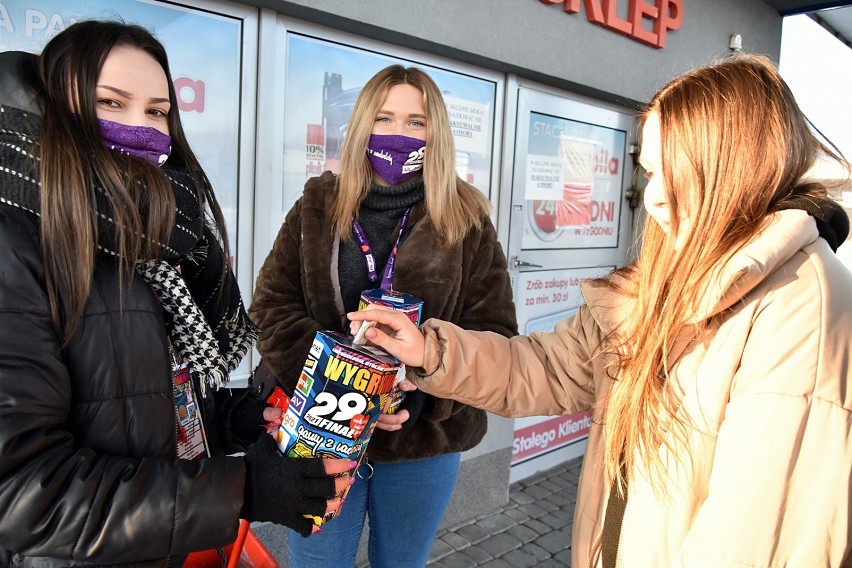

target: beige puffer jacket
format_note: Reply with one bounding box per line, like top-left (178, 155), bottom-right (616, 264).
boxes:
top-left (411, 210), bottom-right (852, 567)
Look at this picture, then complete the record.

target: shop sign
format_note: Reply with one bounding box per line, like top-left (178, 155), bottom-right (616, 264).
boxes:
top-left (539, 0), bottom-right (683, 48)
top-left (512, 412), bottom-right (592, 464)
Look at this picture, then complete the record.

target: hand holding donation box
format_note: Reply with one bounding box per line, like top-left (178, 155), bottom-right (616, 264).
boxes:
top-left (272, 289), bottom-right (422, 527)
top-left (356, 289), bottom-right (423, 414)
top-left (272, 330), bottom-right (400, 526)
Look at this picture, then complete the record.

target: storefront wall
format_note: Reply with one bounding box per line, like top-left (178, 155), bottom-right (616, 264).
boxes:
top-left (0, 0), bottom-right (786, 559)
top-left (256, 0), bottom-right (782, 107)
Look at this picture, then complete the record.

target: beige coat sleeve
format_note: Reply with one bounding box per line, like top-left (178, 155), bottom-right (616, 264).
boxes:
top-left (409, 305), bottom-right (601, 418)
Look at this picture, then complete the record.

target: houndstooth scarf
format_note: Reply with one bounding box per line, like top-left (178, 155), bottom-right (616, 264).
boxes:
top-left (0, 104), bottom-right (257, 394)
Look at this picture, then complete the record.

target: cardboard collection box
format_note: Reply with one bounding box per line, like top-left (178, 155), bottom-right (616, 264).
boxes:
top-left (357, 289), bottom-right (423, 414)
top-left (273, 330), bottom-right (404, 525)
top-left (275, 331), bottom-right (402, 461)
top-left (273, 290), bottom-right (423, 526)
top-left (357, 288), bottom-right (423, 326)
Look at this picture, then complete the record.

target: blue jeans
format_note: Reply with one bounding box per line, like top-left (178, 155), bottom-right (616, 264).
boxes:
top-left (288, 452), bottom-right (461, 568)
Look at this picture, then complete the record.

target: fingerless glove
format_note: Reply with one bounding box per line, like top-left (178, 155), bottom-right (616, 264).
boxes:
top-left (241, 435), bottom-right (336, 537)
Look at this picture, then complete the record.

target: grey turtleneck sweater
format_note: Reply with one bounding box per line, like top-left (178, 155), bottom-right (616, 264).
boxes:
top-left (338, 176), bottom-right (425, 313)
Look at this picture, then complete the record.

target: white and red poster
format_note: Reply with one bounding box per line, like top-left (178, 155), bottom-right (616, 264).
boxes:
top-left (516, 266), bottom-right (611, 334)
top-left (522, 112), bottom-right (625, 250)
top-left (510, 265), bottom-right (611, 479)
top-left (512, 412), bottom-right (592, 465)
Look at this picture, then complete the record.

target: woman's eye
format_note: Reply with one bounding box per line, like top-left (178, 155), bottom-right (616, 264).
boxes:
top-left (97, 98), bottom-right (120, 109)
top-left (409, 120), bottom-right (425, 128)
top-left (147, 108), bottom-right (168, 119)
top-left (375, 116), bottom-right (391, 123)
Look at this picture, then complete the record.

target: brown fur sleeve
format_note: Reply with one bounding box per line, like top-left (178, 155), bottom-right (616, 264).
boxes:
top-left (423, 216), bottom-right (518, 423)
top-left (248, 198), bottom-right (321, 395)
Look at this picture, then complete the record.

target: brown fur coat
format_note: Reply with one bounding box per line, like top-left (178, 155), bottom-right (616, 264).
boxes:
top-left (249, 171), bottom-right (518, 462)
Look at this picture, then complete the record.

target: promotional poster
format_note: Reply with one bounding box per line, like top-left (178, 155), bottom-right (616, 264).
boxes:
top-left (509, 265), bottom-right (611, 478)
top-left (522, 111), bottom-right (626, 250)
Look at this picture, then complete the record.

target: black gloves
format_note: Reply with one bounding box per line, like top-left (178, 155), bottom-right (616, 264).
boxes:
top-left (241, 435), bottom-right (337, 537)
top-left (229, 391), bottom-right (269, 445)
top-left (398, 389), bottom-right (429, 431)
top-left (229, 360), bottom-right (283, 445)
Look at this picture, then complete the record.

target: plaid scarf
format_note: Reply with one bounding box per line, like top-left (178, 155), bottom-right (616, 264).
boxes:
top-left (0, 104), bottom-right (257, 393)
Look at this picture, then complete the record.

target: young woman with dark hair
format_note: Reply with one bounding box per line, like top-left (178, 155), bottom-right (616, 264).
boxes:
top-left (0, 20), bottom-right (349, 567)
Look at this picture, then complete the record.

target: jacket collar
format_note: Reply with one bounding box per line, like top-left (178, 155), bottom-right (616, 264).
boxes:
top-left (582, 209), bottom-right (819, 335)
top-left (0, 51), bottom-right (42, 115)
top-left (689, 209), bottom-right (817, 321)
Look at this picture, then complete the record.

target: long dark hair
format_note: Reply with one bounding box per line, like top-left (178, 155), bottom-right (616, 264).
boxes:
top-left (34, 20), bottom-right (230, 342)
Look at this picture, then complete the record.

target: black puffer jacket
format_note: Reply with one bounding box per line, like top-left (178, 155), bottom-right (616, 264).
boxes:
top-left (0, 51), bottom-right (247, 567)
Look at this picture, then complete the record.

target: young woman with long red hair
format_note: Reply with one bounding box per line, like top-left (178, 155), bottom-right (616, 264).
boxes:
top-left (351, 54), bottom-right (852, 567)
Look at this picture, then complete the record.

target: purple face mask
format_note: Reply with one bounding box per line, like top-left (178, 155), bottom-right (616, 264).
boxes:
top-left (366, 134), bottom-right (425, 185)
top-left (97, 118), bottom-right (172, 166)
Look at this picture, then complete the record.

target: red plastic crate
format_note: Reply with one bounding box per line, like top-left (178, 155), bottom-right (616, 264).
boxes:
top-left (184, 521), bottom-right (279, 568)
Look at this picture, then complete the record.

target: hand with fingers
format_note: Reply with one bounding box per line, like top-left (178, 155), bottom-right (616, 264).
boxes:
top-left (241, 434), bottom-right (354, 537)
top-left (230, 394), bottom-right (287, 445)
top-left (375, 385), bottom-right (427, 432)
top-left (347, 306), bottom-right (426, 368)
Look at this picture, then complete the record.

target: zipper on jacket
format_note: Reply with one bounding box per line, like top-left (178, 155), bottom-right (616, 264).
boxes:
top-left (166, 343), bottom-right (182, 459)
top-left (600, 474), bottom-right (628, 568)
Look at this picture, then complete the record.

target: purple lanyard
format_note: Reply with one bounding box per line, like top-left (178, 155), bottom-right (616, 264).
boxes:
top-left (352, 207), bottom-right (412, 291)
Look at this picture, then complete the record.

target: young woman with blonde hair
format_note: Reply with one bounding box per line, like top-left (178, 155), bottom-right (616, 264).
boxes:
top-left (329, 65), bottom-right (492, 245)
top-left (351, 54), bottom-right (852, 567)
top-left (250, 64), bottom-right (517, 567)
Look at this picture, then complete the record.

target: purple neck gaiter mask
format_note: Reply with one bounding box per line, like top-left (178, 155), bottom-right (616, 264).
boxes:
top-left (97, 118), bottom-right (172, 166)
top-left (366, 134), bottom-right (425, 186)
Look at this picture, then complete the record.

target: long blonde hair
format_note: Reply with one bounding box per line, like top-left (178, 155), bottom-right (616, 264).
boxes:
top-left (602, 54), bottom-right (850, 491)
top-left (330, 65), bottom-right (490, 245)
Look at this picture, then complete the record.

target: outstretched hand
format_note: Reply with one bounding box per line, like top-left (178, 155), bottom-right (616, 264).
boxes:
top-left (348, 307), bottom-right (426, 368)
